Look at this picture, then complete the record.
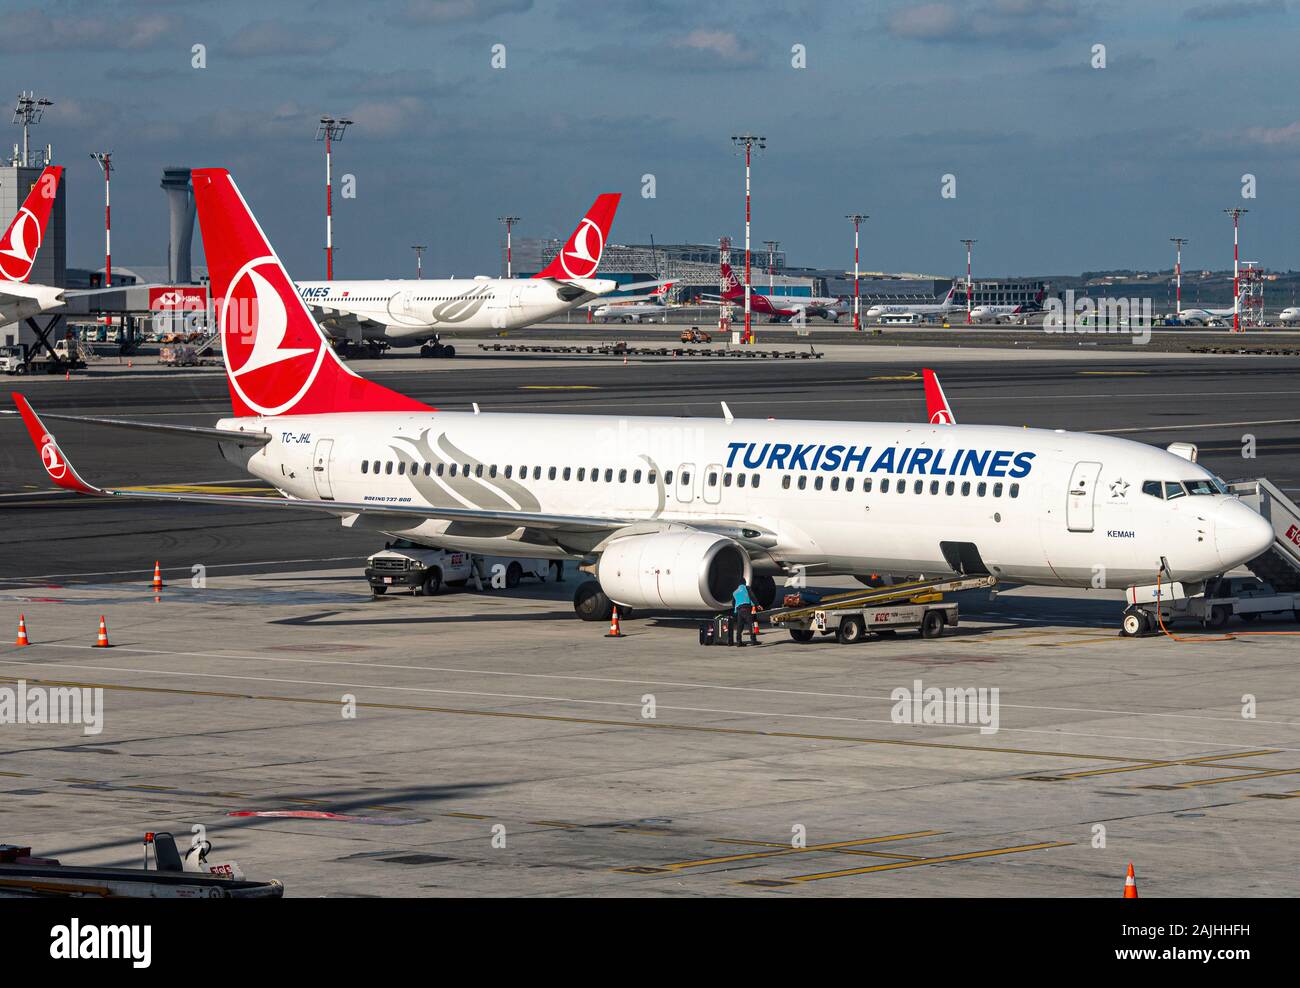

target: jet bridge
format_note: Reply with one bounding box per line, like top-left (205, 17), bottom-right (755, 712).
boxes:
top-left (1229, 478), bottom-right (1300, 593)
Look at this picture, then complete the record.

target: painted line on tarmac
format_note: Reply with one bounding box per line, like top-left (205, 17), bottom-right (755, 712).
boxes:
top-left (0, 555), bottom-right (366, 584)
top-left (757, 840), bottom-right (1073, 885)
top-left (17, 642), bottom-right (1297, 729)
top-left (1, 662), bottom-right (1294, 757)
top-left (617, 830), bottom-right (942, 874)
top-left (1025, 749), bottom-right (1283, 781)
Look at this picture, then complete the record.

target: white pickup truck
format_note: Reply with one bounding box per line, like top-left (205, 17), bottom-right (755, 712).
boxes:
top-left (365, 539), bottom-right (557, 596)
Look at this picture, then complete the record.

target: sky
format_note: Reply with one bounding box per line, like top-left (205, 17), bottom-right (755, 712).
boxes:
top-left (7, 0), bottom-right (1300, 281)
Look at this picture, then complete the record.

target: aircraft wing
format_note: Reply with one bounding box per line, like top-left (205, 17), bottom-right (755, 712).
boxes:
top-left (11, 394), bottom-right (770, 545)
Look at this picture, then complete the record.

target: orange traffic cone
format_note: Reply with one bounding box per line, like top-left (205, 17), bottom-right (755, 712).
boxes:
top-left (15, 614), bottom-right (30, 647)
top-left (1123, 862), bottom-right (1138, 898)
top-left (752, 608), bottom-right (762, 639)
top-left (151, 561), bottom-right (164, 592)
top-left (606, 607), bottom-right (623, 638)
top-left (94, 615), bottom-right (110, 648)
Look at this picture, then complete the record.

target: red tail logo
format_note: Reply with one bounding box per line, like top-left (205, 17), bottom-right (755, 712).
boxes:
top-left (720, 263), bottom-right (742, 298)
top-left (0, 166), bottom-right (62, 283)
top-left (193, 168), bottom-right (432, 418)
top-left (922, 368), bottom-right (956, 425)
top-left (534, 193), bottom-right (620, 281)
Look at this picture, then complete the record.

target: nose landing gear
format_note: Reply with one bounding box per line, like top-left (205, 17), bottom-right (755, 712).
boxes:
top-left (1121, 606), bottom-right (1155, 637)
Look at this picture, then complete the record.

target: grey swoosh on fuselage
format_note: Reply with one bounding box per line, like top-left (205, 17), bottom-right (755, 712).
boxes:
top-left (429, 285), bottom-right (492, 324)
top-left (390, 430), bottom-right (544, 515)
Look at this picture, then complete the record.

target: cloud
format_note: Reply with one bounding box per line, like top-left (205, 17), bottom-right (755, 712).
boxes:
top-left (1184, 0), bottom-right (1286, 20)
top-left (883, 0), bottom-right (1091, 47)
top-left (226, 20), bottom-right (348, 58)
top-left (397, 0), bottom-right (533, 24)
top-left (0, 8), bottom-right (188, 51)
top-left (1236, 121), bottom-right (1300, 146)
top-left (672, 28), bottom-right (758, 64)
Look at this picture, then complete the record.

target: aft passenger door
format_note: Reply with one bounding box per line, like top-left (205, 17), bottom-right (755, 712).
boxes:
top-left (1066, 461), bottom-right (1102, 532)
top-left (312, 438), bottom-right (336, 500)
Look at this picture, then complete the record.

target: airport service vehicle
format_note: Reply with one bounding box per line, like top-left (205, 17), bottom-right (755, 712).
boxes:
top-left (0, 832), bottom-right (281, 899)
top-left (770, 575), bottom-right (993, 644)
top-left (0, 339), bottom-right (86, 374)
top-left (865, 286), bottom-right (961, 323)
top-left (366, 539), bottom-right (551, 596)
top-left (680, 327), bottom-right (712, 343)
top-left (11, 168), bottom-right (1280, 638)
top-left (295, 194), bottom-right (622, 358)
top-left (0, 166), bottom-right (67, 332)
top-left (1123, 575), bottom-right (1299, 633)
top-left (718, 263), bottom-right (842, 322)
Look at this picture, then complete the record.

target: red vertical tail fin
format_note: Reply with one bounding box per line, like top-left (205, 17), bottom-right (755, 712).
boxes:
top-left (192, 168), bottom-right (432, 418)
top-left (533, 193), bottom-right (621, 280)
top-left (0, 165), bottom-right (62, 284)
top-left (922, 368), bottom-right (956, 425)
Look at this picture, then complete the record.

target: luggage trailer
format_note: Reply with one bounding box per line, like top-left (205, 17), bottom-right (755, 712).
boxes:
top-left (767, 575), bottom-right (998, 644)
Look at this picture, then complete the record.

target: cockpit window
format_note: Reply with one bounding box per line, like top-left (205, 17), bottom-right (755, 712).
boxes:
top-left (1163, 481), bottom-right (1185, 500)
top-left (1142, 481), bottom-right (1163, 499)
top-left (1182, 479), bottom-right (1219, 496)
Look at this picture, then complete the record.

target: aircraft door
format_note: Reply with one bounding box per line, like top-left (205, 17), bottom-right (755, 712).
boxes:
top-left (313, 438), bottom-right (336, 500)
top-left (676, 463), bottom-right (695, 504)
top-left (1066, 461), bottom-right (1102, 532)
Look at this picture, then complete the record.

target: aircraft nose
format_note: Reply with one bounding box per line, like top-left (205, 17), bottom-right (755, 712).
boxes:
top-left (1214, 499), bottom-right (1274, 570)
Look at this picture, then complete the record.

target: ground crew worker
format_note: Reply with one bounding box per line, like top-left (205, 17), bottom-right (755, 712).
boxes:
top-left (732, 581), bottom-right (754, 647)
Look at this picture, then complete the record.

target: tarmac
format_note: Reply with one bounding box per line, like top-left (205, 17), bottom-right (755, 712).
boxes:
top-left (0, 337), bottom-right (1297, 896)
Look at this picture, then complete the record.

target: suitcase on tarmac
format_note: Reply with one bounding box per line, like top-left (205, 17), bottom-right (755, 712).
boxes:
top-left (698, 621), bottom-right (714, 646)
top-left (715, 614), bottom-right (732, 644)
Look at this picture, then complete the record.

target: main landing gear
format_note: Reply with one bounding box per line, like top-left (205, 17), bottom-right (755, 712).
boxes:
top-left (420, 342), bottom-right (456, 358)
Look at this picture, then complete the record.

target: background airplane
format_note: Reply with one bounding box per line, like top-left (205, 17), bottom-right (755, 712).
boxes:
top-left (296, 193), bottom-right (622, 357)
top-left (716, 262), bottom-right (842, 322)
top-left (590, 281), bottom-right (675, 322)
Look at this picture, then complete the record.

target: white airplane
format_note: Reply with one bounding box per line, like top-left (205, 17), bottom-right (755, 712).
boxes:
top-left (717, 263), bottom-right (842, 322)
top-left (0, 166), bottom-right (67, 331)
top-left (865, 285), bottom-right (961, 323)
top-left (1279, 307), bottom-right (1300, 324)
top-left (295, 194), bottom-right (622, 357)
top-left (12, 168), bottom-right (1275, 640)
top-left (591, 282), bottom-right (675, 323)
top-left (1169, 289), bottom-right (1247, 326)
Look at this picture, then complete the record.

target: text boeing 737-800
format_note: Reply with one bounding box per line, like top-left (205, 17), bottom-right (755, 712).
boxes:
top-left (295, 193), bottom-right (621, 358)
top-left (11, 169), bottom-right (1273, 636)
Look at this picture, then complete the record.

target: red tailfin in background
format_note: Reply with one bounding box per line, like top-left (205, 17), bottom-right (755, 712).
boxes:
top-left (0, 166), bottom-right (62, 284)
top-left (192, 168), bottom-right (433, 418)
top-left (533, 194), bottom-right (621, 281)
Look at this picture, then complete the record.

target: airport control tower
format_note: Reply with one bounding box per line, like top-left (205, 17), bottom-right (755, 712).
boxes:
top-left (2, 92), bottom-right (66, 288)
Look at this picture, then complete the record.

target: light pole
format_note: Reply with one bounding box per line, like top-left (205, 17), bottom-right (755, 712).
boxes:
top-left (12, 92), bottom-right (53, 166)
top-left (411, 245), bottom-right (426, 280)
top-left (960, 239), bottom-right (977, 324)
top-left (315, 115), bottom-right (352, 279)
top-left (498, 216), bottom-right (521, 277)
top-left (845, 214), bottom-right (867, 331)
top-left (1223, 209), bottom-right (1247, 332)
top-left (1169, 237), bottom-right (1188, 318)
top-left (731, 134), bottom-right (765, 343)
top-left (90, 152), bottom-right (113, 289)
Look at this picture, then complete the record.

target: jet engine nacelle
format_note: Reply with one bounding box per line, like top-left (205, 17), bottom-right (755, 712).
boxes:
top-left (596, 531), bottom-right (752, 612)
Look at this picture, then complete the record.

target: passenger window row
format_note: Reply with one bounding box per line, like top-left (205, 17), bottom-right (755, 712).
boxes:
top-left (779, 473), bottom-right (1020, 498)
top-left (360, 459), bottom-right (659, 486)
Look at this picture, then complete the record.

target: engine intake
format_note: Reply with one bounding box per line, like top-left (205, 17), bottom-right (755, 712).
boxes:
top-left (597, 531), bottom-right (751, 612)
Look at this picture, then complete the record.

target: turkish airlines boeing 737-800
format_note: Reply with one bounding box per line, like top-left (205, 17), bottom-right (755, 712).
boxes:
top-left (12, 169), bottom-right (1274, 637)
top-left (296, 194), bottom-right (622, 357)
